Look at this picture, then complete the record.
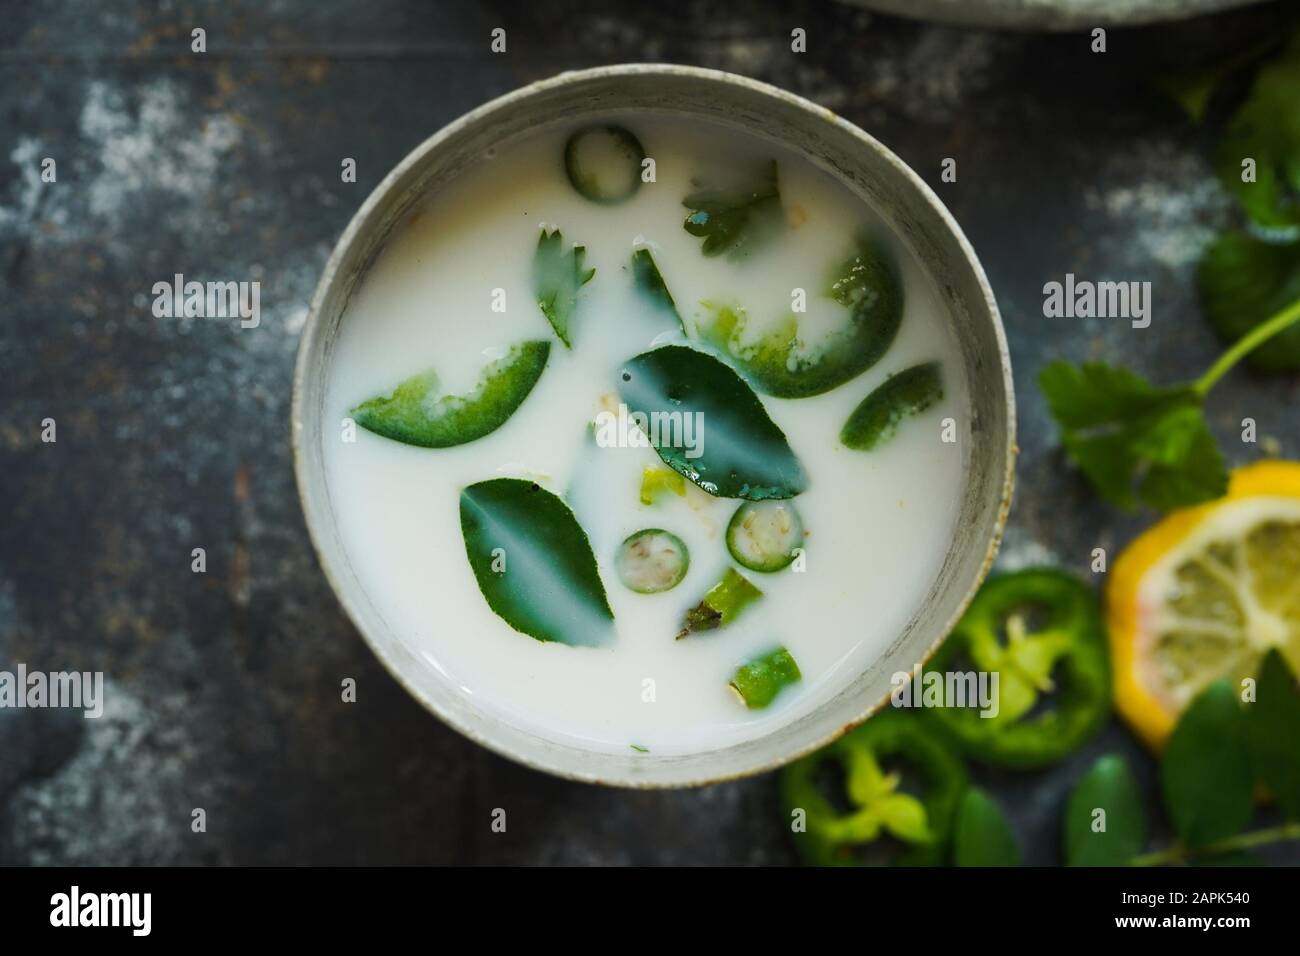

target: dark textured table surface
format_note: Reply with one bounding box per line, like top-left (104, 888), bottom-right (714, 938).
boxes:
top-left (2, 0), bottom-right (1297, 865)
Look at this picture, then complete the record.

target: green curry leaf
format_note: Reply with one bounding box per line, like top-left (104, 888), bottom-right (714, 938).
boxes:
top-left (459, 478), bottom-right (614, 647)
top-left (618, 345), bottom-right (808, 500)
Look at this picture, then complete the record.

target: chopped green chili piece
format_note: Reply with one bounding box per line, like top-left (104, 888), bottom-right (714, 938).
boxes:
top-left (726, 500), bottom-right (803, 572)
top-left (351, 340), bottom-right (550, 448)
top-left (677, 567), bottom-right (762, 639)
top-left (533, 227), bottom-right (594, 347)
top-left (923, 569), bottom-right (1110, 768)
top-left (730, 646), bottom-right (802, 709)
top-left (781, 710), bottom-right (967, 866)
top-left (698, 241), bottom-right (903, 398)
top-left (615, 529), bottom-right (690, 594)
top-left (841, 362), bottom-right (944, 450)
top-left (639, 466), bottom-right (686, 506)
top-left (564, 125), bottom-right (645, 205)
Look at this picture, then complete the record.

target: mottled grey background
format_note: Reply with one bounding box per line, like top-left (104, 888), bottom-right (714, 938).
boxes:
top-left (1, 0), bottom-right (1297, 865)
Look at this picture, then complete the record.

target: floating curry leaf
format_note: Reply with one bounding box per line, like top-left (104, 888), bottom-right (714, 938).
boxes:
top-left (351, 340), bottom-right (550, 448)
top-left (682, 160), bottom-right (782, 258)
top-left (617, 345), bottom-right (808, 500)
top-left (631, 248), bottom-right (684, 332)
top-left (459, 478), bottom-right (614, 647)
top-left (698, 241), bottom-right (903, 398)
top-left (534, 227), bottom-right (595, 347)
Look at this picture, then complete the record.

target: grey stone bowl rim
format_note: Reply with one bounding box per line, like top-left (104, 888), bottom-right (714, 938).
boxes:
top-left (291, 63), bottom-right (1017, 788)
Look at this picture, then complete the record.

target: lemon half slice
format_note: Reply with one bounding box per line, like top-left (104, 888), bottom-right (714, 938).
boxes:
top-left (1108, 461), bottom-right (1300, 750)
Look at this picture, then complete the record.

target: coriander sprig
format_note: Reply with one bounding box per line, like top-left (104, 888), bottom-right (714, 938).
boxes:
top-left (1040, 296), bottom-right (1300, 511)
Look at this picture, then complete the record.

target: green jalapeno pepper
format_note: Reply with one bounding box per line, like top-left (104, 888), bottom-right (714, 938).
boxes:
top-left (781, 710), bottom-right (966, 866)
top-left (923, 569), bottom-right (1110, 768)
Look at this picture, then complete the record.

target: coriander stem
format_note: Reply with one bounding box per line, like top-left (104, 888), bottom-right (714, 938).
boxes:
top-left (1130, 821), bottom-right (1300, 867)
top-left (1194, 295), bottom-right (1300, 396)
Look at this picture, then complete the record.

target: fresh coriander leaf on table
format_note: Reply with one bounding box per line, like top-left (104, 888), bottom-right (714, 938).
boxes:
top-left (1038, 361), bottom-right (1228, 510)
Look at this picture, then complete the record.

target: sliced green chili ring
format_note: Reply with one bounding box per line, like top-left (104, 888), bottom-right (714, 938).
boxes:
top-left (781, 710), bottom-right (967, 867)
top-left (841, 362), bottom-right (944, 451)
top-left (677, 567), bottom-right (762, 639)
top-left (922, 569), bottom-right (1110, 769)
top-left (698, 241), bottom-right (903, 399)
top-left (615, 529), bottom-right (689, 594)
top-left (726, 500), bottom-right (804, 573)
top-left (730, 646), bottom-right (802, 709)
top-left (639, 466), bottom-right (686, 506)
top-left (351, 340), bottom-right (550, 448)
top-left (564, 125), bottom-right (645, 204)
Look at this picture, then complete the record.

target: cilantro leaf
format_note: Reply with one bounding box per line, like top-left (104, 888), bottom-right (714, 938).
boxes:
top-left (682, 160), bottom-right (782, 258)
top-left (1214, 35), bottom-right (1300, 230)
top-left (533, 227), bottom-right (595, 348)
top-left (1197, 231), bottom-right (1300, 372)
top-left (1039, 361), bottom-right (1228, 510)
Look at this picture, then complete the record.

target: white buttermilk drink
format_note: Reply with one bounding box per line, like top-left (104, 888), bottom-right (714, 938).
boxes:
top-left (323, 115), bottom-right (967, 755)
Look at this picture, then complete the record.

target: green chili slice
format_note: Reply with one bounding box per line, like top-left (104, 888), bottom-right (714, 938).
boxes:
top-left (615, 529), bottom-right (689, 594)
top-left (677, 567), bottom-right (762, 639)
top-left (698, 241), bottom-right (903, 398)
top-left (923, 569), bottom-right (1110, 768)
top-left (781, 710), bottom-right (967, 866)
top-left (351, 340), bottom-right (550, 448)
top-left (564, 125), bottom-right (646, 204)
top-left (726, 500), bottom-right (804, 572)
top-left (841, 362), bottom-right (943, 451)
top-left (730, 646), bottom-right (802, 709)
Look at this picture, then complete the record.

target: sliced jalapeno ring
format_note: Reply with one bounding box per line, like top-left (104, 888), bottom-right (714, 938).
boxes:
top-left (726, 500), bottom-right (803, 572)
top-left (922, 568), bottom-right (1110, 769)
top-left (781, 710), bottom-right (966, 867)
top-left (564, 125), bottom-right (645, 204)
top-left (615, 529), bottom-right (689, 594)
